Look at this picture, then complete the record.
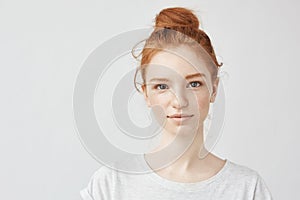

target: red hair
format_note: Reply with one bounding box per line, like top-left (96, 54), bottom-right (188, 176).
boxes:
top-left (133, 7), bottom-right (223, 92)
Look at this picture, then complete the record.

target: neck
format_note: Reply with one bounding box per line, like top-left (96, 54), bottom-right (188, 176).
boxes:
top-left (145, 123), bottom-right (211, 172)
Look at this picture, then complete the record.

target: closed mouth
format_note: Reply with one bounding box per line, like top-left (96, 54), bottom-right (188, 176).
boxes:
top-left (167, 114), bottom-right (194, 118)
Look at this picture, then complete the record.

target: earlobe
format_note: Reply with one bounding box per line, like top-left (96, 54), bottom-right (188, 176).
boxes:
top-left (210, 95), bottom-right (216, 103)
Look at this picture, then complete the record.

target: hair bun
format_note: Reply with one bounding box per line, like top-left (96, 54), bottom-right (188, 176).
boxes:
top-left (155, 7), bottom-right (199, 30)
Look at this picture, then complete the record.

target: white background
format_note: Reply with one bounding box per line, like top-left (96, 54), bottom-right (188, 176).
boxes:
top-left (1, 0), bottom-right (299, 199)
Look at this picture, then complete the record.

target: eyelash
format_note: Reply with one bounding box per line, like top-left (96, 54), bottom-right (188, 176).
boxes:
top-left (153, 81), bottom-right (202, 90)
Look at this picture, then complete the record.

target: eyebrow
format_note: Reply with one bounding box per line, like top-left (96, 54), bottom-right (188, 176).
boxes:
top-left (149, 73), bottom-right (205, 82)
top-left (185, 73), bottom-right (206, 79)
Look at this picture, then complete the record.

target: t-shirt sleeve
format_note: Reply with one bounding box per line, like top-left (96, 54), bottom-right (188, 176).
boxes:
top-left (80, 174), bottom-right (96, 200)
top-left (253, 173), bottom-right (273, 200)
top-left (80, 187), bottom-right (94, 200)
top-left (80, 166), bottom-right (114, 200)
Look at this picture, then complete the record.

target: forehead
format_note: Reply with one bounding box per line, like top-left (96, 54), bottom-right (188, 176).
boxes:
top-left (145, 46), bottom-right (211, 81)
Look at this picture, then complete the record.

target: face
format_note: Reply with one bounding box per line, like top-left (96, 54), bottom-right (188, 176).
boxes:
top-left (141, 45), bottom-right (219, 134)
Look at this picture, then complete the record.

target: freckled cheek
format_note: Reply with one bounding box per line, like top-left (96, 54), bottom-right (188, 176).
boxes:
top-left (197, 95), bottom-right (210, 107)
top-left (147, 94), bottom-right (171, 125)
top-left (148, 93), bottom-right (171, 109)
top-left (195, 94), bottom-right (210, 115)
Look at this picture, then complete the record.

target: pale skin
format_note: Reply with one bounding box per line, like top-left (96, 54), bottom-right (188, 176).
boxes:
top-left (141, 45), bottom-right (226, 183)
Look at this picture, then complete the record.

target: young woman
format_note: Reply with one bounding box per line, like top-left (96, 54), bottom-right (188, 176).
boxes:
top-left (80, 7), bottom-right (273, 200)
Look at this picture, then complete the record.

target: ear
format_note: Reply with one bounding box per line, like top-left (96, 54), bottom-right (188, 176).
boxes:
top-left (142, 84), bottom-right (151, 107)
top-left (210, 78), bottom-right (219, 103)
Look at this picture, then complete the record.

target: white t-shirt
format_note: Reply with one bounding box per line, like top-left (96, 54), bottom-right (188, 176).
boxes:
top-left (80, 154), bottom-right (273, 200)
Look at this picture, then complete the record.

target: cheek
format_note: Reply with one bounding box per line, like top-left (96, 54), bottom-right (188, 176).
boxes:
top-left (148, 92), bottom-right (170, 107)
top-left (197, 94), bottom-right (210, 108)
top-left (147, 93), bottom-right (171, 126)
top-left (195, 92), bottom-right (211, 119)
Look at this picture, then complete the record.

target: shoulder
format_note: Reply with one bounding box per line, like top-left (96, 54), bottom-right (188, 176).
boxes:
top-left (223, 160), bottom-right (264, 188)
top-left (226, 160), bottom-right (260, 178)
top-left (80, 165), bottom-right (117, 200)
top-left (92, 165), bottom-right (115, 179)
top-left (224, 160), bottom-right (273, 199)
top-left (88, 164), bottom-right (118, 187)
top-left (87, 156), bottom-right (141, 185)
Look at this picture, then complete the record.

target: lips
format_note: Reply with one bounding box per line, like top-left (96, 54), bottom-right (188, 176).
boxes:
top-left (167, 114), bottom-right (194, 118)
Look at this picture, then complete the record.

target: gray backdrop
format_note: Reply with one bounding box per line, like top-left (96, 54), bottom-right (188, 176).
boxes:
top-left (0, 0), bottom-right (299, 199)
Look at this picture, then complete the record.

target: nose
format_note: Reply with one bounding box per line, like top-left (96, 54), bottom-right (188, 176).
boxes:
top-left (171, 90), bottom-right (189, 109)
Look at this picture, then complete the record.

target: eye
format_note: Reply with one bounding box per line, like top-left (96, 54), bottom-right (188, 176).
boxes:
top-left (188, 81), bottom-right (201, 88)
top-left (154, 84), bottom-right (168, 90)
